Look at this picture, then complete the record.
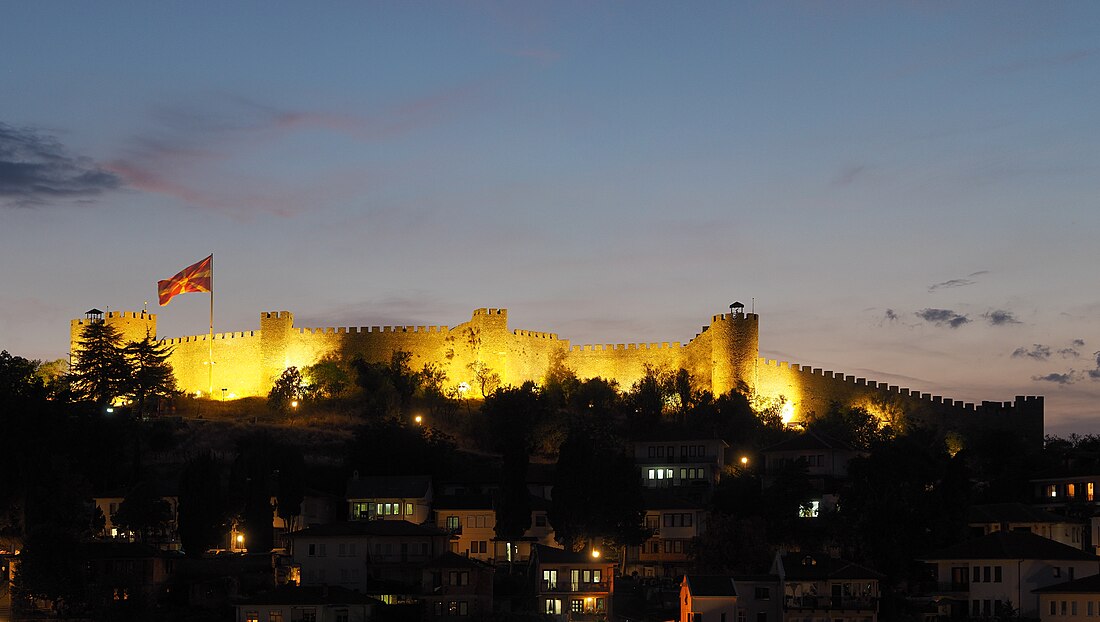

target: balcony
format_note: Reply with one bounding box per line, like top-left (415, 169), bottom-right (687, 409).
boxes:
top-left (541, 580), bottom-right (611, 594)
top-left (785, 596), bottom-right (878, 611)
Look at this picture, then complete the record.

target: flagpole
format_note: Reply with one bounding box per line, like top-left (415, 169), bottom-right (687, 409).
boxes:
top-left (208, 253), bottom-right (214, 396)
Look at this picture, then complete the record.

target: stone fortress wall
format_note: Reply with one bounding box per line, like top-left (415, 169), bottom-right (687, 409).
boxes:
top-left (72, 307), bottom-right (1043, 440)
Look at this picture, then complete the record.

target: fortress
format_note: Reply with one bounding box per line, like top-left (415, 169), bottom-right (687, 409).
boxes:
top-left (71, 307), bottom-right (1044, 441)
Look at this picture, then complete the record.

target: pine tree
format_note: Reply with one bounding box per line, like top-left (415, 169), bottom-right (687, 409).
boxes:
top-left (124, 331), bottom-right (176, 416)
top-left (69, 320), bottom-right (128, 409)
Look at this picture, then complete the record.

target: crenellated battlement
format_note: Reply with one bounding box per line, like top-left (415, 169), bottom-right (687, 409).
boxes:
top-left (473, 308), bottom-right (507, 317)
top-left (571, 341), bottom-right (683, 352)
top-left (295, 325), bottom-right (451, 335)
top-left (514, 329), bottom-right (558, 340)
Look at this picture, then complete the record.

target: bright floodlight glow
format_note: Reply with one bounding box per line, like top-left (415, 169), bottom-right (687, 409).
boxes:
top-left (414, 415), bottom-right (423, 424)
top-left (291, 400), bottom-right (299, 408)
top-left (457, 382), bottom-right (470, 396)
top-left (591, 549), bottom-right (600, 558)
top-left (780, 401), bottom-right (795, 424)
top-left (236, 534), bottom-right (244, 544)
top-left (740, 456), bottom-right (749, 465)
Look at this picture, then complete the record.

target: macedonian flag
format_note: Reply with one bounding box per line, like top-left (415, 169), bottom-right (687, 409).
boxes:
top-left (157, 255), bottom-right (212, 306)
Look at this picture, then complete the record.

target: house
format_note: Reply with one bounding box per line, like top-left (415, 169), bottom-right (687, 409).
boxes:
top-left (421, 552), bottom-right (495, 620)
top-left (289, 520), bottom-right (450, 597)
top-left (534, 544), bottom-right (616, 620)
top-left (633, 438), bottom-right (729, 492)
top-left (234, 585), bottom-right (380, 622)
top-left (680, 574), bottom-right (784, 622)
top-left (78, 541), bottom-right (178, 616)
top-left (760, 431), bottom-right (860, 515)
top-left (1033, 572), bottom-right (1100, 621)
top-left (626, 490), bottom-right (707, 579)
top-left (346, 474), bottom-right (433, 524)
top-left (433, 493), bottom-right (497, 562)
top-left (968, 502), bottom-right (1084, 549)
top-left (1031, 472), bottom-right (1100, 555)
top-left (773, 552), bottom-right (882, 622)
top-left (920, 530), bottom-right (1100, 619)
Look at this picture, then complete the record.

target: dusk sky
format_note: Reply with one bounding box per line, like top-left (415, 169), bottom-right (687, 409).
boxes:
top-left (2, 3), bottom-right (1098, 435)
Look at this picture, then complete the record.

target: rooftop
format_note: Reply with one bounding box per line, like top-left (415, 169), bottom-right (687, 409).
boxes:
top-left (920, 531), bottom-right (1100, 562)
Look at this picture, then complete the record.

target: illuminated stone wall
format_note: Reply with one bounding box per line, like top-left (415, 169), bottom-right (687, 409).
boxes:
top-left (74, 307), bottom-right (1043, 441)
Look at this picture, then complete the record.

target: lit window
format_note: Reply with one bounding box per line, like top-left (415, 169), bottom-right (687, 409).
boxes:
top-left (405, 503), bottom-right (413, 516)
top-left (1090, 482), bottom-right (1095, 501)
top-left (1069, 484), bottom-right (1077, 498)
top-left (269, 611), bottom-right (284, 622)
top-left (246, 613), bottom-right (259, 622)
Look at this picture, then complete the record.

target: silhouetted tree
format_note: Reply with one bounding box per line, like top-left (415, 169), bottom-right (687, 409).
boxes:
top-left (112, 480), bottom-right (172, 544)
top-left (123, 331), bottom-right (176, 416)
top-left (550, 421), bottom-right (648, 551)
top-left (69, 320), bottom-right (128, 408)
top-left (269, 366), bottom-right (306, 413)
top-left (14, 525), bottom-right (86, 615)
top-left (178, 451), bottom-right (228, 557)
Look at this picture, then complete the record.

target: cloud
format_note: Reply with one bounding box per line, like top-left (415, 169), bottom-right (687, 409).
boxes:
top-left (0, 122), bottom-right (121, 208)
top-left (1060, 347), bottom-right (1081, 359)
top-left (1073, 339), bottom-right (1086, 347)
top-left (928, 278), bottom-right (975, 292)
top-left (832, 164), bottom-right (867, 186)
top-left (983, 309), bottom-right (1020, 326)
top-left (916, 308), bottom-right (969, 328)
top-left (883, 309), bottom-right (898, 322)
top-left (1012, 344), bottom-right (1051, 361)
top-left (1033, 371), bottom-right (1079, 385)
top-left (107, 83), bottom-right (491, 214)
top-left (1089, 352), bottom-right (1100, 380)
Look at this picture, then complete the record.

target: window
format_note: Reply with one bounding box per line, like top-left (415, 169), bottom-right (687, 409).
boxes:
top-left (755, 613), bottom-right (767, 622)
top-left (1055, 567), bottom-right (1062, 578)
top-left (300, 609), bottom-right (317, 622)
top-left (543, 569), bottom-right (558, 589)
top-left (308, 543), bottom-right (316, 557)
top-left (1047, 485), bottom-right (1058, 498)
top-left (447, 601), bottom-right (468, 615)
top-left (596, 598), bottom-right (605, 612)
top-left (335, 610), bottom-right (348, 622)
top-left (450, 571), bottom-right (469, 586)
top-left (755, 587), bottom-right (770, 600)
top-left (571, 599), bottom-right (583, 613)
top-left (1050, 601), bottom-right (1057, 616)
top-left (1090, 482), bottom-right (1095, 501)
top-left (1088, 600), bottom-right (1094, 616)
top-left (649, 446), bottom-right (656, 458)
top-left (1069, 483), bottom-right (1077, 498)
top-left (1063, 601), bottom-right (1069, 616)
top-left (994, 566), bottom-right (1002, 583)
top-left (473, 541), bottom-right (487, 554)
top-left (546, 599), bottom-right (561, 614)
top-left (447, 515), bottom-right (460, 530)
top-left (405, 503), bottom-right (413, 516)
top-left (738, 612), bottom-right (746, 622)
top-left (536, 514), bottom-right (547, 527)
top-left (269, 612), bottom-right (284, 622)
top-left (973, 566), bottom-right (981, 583)
top-left (646, 515), bottom-right (659, 529)
top-left (974, 601), bottom-right (982, 617)
top-left (246, 613), bottom-right (259, 622)
top-left (983, 566), bottom-right (990, 582)
top-left (352, 502), bottom-right (370, 519)
top-left (319, 544), bottom-right (326, 557)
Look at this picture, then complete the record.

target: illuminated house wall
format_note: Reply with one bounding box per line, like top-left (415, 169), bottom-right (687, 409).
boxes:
top-left (71, 307), bottom-right (1043, 440)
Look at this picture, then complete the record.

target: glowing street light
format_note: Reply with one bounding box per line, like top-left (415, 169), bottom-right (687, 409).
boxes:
top-left (290, 400), bottom-right (299, 409)
top-left (591, 548), bottom-right (601, 559)
top-left (414, 415), bottom-right (423, 425)
top-left (740, 456), bottom-right (749, 466)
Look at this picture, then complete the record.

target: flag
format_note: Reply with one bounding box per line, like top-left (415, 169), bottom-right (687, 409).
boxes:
top-left (157, 255), bottom-right (212, 306)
